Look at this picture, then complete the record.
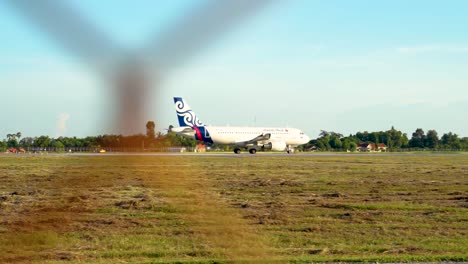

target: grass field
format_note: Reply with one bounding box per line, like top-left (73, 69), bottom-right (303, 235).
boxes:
top-left (0, 154), bottom-right (467, 263)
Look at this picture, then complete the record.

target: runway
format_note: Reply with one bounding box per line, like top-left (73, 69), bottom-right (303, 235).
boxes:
top-left (3, 152), bottom-right (463, 157)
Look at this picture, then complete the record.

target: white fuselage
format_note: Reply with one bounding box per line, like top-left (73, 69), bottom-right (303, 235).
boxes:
top-left (175, 126), bottom-right (310, 147)
top-left (211, 126), bottom-right (308, 146)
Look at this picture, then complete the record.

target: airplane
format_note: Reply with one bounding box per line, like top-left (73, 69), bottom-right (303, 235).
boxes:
top-left (171, 97), bottom-right (310, 154)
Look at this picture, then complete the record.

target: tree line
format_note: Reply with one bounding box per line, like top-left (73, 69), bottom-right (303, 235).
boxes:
top-left (300, 126), bottom-right (468, 151)
top-left (1, 123), bottom-right (467, 152)
top-left (0, 122), bottom-right (198, 152)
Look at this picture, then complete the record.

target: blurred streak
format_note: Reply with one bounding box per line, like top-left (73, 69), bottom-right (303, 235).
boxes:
top-left (6, 0), bottom-right (120, 67)
top-left (144, 0), bottom-right (273, 71)
top-left (56, 112), bottom-right (71, 137)
top-left (114, 60), bottom-right (150, 135)
top-left (6, 0), bottom-right (273, 134)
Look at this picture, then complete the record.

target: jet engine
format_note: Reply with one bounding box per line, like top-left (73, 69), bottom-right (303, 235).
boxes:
top-left (263, 141), bottom-right (286, 151)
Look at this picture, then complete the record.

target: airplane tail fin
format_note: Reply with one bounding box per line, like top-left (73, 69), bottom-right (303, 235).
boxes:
top-left (174, 97), bottom-right (205, 127)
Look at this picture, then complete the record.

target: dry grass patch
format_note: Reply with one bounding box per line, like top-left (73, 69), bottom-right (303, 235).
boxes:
top-left (0, 154), bottom-right (467, 263)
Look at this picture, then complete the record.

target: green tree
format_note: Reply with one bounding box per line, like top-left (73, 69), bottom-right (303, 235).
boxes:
top-left (317, 137), bottom-right (331, 151)
top-left (6, 133), bottom-right (19, 148)
top-left (0, 141), bottom-right (7, 152)
top-left (441, 132), bottom-right (461, 150)
top-left (461, 137), bottom-right (468, 150)
top-left (331, 137), bottom-right (342, 149)
top-left (409, 128), bottom-right (425, 148)
top-left (356, 131), bottom-right (369, 142)
top-left (342, 139), bottom-right (350, 151)
top-left (19, 137), bottom-right (34, 149)
top-left (315, 139), bottom-right (327, 150)
top-left (51, 140), bottom-right (65, 152)
top-left (319, 130), bottom-right (330, 138)
top-left (330, 132), bottom-right (344, 138)
top-left (368, 132), bottom-right (379, 145)
top-left (6, 133), bottom-right (14, 141)
top-left (425, 130), bottom-right (439, 149)
top-left (34, 136), bottom-right (51, 149)
top-left (316, 131), bottom-right (331, 151)
top-left (349, 142), bottom-right (357, 152)
top-left (386, 126), bottom-right (405, 150)
top-left (329, 135), bottom-right (342, 149)
top-left (401, 133), bottom-right (409, 148)
top-left (7, 138), bottom-right (18, 148)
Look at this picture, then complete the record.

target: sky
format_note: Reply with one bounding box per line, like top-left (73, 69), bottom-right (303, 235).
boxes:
top-left (1, 0), bottom-right (468, 139)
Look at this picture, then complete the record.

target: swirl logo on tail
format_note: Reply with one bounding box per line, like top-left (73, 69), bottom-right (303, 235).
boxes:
top-left (174, 97), bottom-right (205, 127)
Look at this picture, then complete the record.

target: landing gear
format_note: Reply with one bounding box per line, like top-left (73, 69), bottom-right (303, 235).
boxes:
top-left (234, 148), bottom-right (241, 154)
top-left (286, 146), bottom-right (294, 154)
top-left (249, 148), bottom-right (257, 154)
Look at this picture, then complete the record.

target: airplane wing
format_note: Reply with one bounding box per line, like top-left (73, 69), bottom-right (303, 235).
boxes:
top-left (171, 126), bottom-right (194, 133)
top-left (236, 133), bottom-right (271, 145)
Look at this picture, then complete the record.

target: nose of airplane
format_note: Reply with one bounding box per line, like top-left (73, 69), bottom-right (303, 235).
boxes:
top-left (302, 134), bottom-right (310, 144)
